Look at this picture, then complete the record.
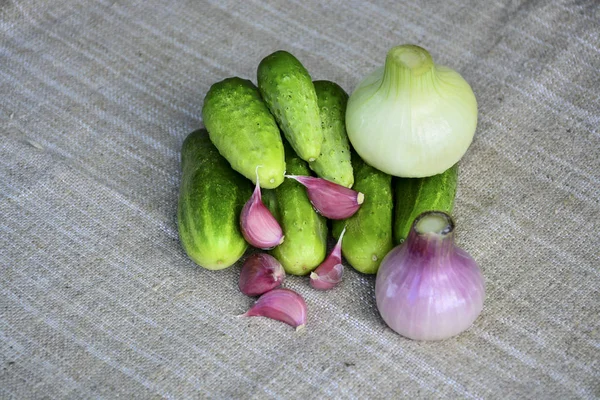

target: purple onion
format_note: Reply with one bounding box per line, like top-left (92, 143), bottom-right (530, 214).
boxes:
top-left (375, 211), bottom-right (485, 341)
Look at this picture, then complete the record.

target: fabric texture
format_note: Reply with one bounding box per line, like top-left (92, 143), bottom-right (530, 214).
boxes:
top-left (1, 0), bottom-right (598, 398)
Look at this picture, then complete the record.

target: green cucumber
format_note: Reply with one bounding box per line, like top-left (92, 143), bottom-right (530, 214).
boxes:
top-left (257, 51), bottom-right (323, 162)
top-left (202, 77), bottom-right (285, 189)
top-left (177, 129), bottom-right (253, 270)
top-left (265, 142), bottom-right (328, 275)
top-left (393, 163), bottom-right (459, 244)
top-left (309, 80), bottom-right (354, 188)
top-left (332, 152), bottom-right (393, 274)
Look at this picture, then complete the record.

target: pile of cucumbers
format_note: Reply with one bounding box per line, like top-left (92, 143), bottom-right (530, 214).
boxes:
top-left (177, 50), bottom-right (457, 276)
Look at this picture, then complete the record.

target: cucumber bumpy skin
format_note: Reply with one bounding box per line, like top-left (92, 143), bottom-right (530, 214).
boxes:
top-left (202, 77), bottom-right (285, 189)
top-left (264, 142), bottom-right (328, 275)
top-left (332, 152), bottom-right (394, 274)
top-left (257, 51), bottom-right (323, 162)
top-left (393, 163), bottom-right (458, 244)
top-left (309, 80), bottom-right (354, 188)
top-left (177, 129), bottom-right (253, 270)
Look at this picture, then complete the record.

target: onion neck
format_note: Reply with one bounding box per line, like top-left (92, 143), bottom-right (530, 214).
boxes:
top-left (405, 211), bottom-right (455, 258)
top-left (380, 45), bottom-right (436, 97)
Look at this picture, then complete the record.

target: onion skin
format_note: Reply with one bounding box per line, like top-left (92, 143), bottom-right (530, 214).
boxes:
top-left (375, 211), bottom-right (484, 341)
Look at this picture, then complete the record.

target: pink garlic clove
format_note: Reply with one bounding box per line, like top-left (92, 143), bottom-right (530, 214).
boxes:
top-left (242, 288), bottom-right (307, 329)
top-left (310, 227), bottom-right (346, 290)
top-left (240, 171), bottom-right (285, 249)
top-left (310, 265), bottom-right (343, 290)
top-left (284, 175), bottom-right (364, 220)
top-left (239, 253), bottom-right (285, 296)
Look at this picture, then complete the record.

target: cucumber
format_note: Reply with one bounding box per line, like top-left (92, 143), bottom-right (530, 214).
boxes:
top-left (202, 77), bottom-right (285, 189)
top-left (257, 51), bottom-right (323, 162)
top-left (332, 152), bottom-right (394, 274)
top-left (265, 142), bottom-right (328, 275)
top-left (309, 80), bottom-right (354, 188)
top-left (177, 129), bottom-right (253, 270)
top-left (393, 163), bottom-right (459, 244)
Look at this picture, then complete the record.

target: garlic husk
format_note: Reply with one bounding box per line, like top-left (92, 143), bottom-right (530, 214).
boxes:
top-left (240, 176), bottom-right (285, 249)
top-left (310, 227), bottom-right (346, 290)
top-left (284, 175), bottom-right (363, 220)
top-left (346, 44), bottom-right (478, 178)
top-left (239, 253), bottom-right (285, 296)
top-left (243, 288), bottom-right (307, 329)
top-left (375, 211), bottom-right (485, 341)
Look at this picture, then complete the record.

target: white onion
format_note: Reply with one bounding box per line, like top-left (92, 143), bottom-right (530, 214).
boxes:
top-left (346, 45), bottom-right (478, 178)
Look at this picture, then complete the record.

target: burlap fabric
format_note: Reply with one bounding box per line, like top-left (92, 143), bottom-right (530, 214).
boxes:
top-left (1, 0), bottom-right (598, 398)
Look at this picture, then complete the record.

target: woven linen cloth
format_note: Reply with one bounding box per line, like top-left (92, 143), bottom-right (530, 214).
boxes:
top-left (1, 0), bottom-right (598, 398)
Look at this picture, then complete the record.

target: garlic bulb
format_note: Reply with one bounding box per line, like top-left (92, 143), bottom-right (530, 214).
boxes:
top-left (346, 44), bottom-right (478, 178)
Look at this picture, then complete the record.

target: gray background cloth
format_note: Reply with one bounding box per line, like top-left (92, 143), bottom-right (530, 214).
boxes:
top-left (1, 0), bottom-right (598, 398)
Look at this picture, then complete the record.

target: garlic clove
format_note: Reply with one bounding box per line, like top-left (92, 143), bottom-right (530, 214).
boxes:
top-left (239, 253), bottom-right (285, 296)
top-left (240, 171), bottom-right (285, 249)
top-left (284, 175), bottom-right (364, 220)
top-left (310, 227), bottom-right (346, 290)
top-left (310, 265), bottom-right (343, 290)
top-left (242, 288), bottom-right (307, 329)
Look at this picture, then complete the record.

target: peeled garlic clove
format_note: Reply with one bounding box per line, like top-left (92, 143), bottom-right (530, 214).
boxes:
top-left (240, 173), bottom-right (285, 249)
top-left (239, 253), bottom-right (285, 296)
top-left (242, 288), bottom-right (307, 329)
top-left (310, 227), bottom-right (346, 290)
top-left (284, 175), bottom-right (363, 220)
